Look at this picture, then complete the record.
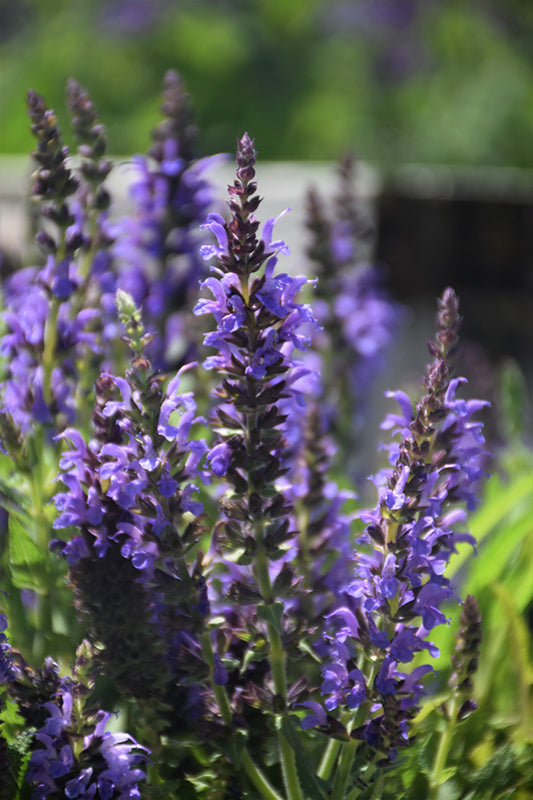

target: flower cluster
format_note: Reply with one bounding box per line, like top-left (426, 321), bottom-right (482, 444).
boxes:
top-left (305, 156), bottom-right (402, 460)
top-left (52, 294), bottom-right (208, 710)
top-left (194, 133), bottom-right (316, 599)
top-left (24, 644), bottom-right (149, 800)
top-left (309, 288), bottom-right (488, 757)
top-left (0, 80), bottom-right (492, 800)
top-left (112, 70), bottom-right (219, 369)
top-left (0, 84), bottom-right (115, 439)
top-left (27, 692), bottom-right (148, 800)
top-left (192, 135), bottom-right (322, 784)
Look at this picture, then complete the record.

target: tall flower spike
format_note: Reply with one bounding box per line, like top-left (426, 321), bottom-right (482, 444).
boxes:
top-left (52, 292), bottom-right (209, 721)
top-left (447, 594), bottom-right (482, 719)
top-left (66, 77), bottom-right (113, 215)
top-left (282, 402), bottom-right (356, 622)
top-left (194, 132), bottom-right (314, 585)
top-left (112, 69), bottom-right (219, 369)
top-left (194, 134), bottom-right (318, 791)
top-left (0, 86), bottom-right (115, 439)
top-left (27, 89), bottom-right (79, 236)
top-left (310, 288), bottom-right (488, 762)
top-left (305, 156), bottom-right (401, 467)
top-left (65, 77), bottom-right (116, 292)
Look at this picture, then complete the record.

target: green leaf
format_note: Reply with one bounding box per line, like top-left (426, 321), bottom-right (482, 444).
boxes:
top-left (280, 716), bottom-right (330, 800)
top-left (434, 767), bottom-right (459, 786)
top-left (448, 471), bottom-right (533, 581)
top-left (416, 731), bottom-right (438, 776)
top-left (257, 602), bottom-right (284, 634)
top-left (8, 514), bottom-right (46, 593)
top-left (492, 583), bottom-right (533, 684)
top-left (435, 779), bottom-right (462, 800)
top-left (466, 515), bottom-right (533, 600)
top-left (470, 742), bottom-right (518, 797)
top-left (217, 729), bottom-right (248, 768)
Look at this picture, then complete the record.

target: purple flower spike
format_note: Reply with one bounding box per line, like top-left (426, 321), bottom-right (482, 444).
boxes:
top-left (313, 288), bottom-right (489, 757)
top-left (111, 70), bottom-right (219, 370)
top-left (26, 681), bottom-right (149, 800)
top-left (193, 134), bottom-right (320, 724)
top-left (304, 155), bottom-right (403, 469)
top-left (52, 300), bottom-right (210, 713)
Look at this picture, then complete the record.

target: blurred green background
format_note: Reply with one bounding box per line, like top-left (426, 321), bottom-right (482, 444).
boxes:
top-left (1, 0), bottom-right (533, 164)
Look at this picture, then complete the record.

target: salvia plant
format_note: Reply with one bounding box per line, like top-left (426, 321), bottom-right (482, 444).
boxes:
top-left (3, 72), bottom-right (533, 800)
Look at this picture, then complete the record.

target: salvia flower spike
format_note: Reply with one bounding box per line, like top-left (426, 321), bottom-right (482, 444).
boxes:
top-left (194, 132), bottom-right (318, 800)
top-left (52, 291), bottom-right (209, 722)
top-left (309, 287), bottom-right (488, 767)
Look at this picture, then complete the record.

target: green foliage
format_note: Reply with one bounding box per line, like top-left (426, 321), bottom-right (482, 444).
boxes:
top-left (280, 717), bottom-right (330, 800)
top-left (2, 1), bottom-right (533, 164)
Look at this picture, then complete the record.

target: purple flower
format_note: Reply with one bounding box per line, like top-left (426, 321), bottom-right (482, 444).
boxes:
top-left (26, 687), bottom-right (148, 800)
top-left (312, 288), bottom-right (489, 756)
top-left (193, 134), bottom-right (320, 724)
top-left (300, 701), bottom-right (328, 730)
top-left (206, 442), bottom-right (233, 477)
top-left (111, 70), bottom-right (220, 370)
top-left (0, 613), bottom-right (17, 684)
top-left (304, 158), bottom-right (403, 468)
top-left (52, 308), bottom-right (209, 711)
top-left (0, 87), bottom-right (115, 439)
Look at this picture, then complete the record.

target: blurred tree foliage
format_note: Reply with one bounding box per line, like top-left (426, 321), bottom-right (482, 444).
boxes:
top-left (1, 0), bottom-right (533, 165)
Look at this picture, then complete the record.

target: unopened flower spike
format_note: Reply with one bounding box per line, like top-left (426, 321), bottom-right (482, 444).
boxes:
top-left (65, 77), bottom-right (117, 315)
top-left (66, 77), bottom-right (112, 213)
top-left (115, 288), bottom-right (152, 356)
top-left (447, 594), bottom-right (482, 718)
top-left (428, 595), bottom-right (483, 790)
top-left (26, 89), bottom-right (79, 238)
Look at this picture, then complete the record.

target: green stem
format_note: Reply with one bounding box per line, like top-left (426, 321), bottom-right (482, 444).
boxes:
top-left (42, 297), bottom-right (60, 406)
top-left (241, 751), bottom-right (285, 800)
top-left (28, 434), bottom-right (53, 662)
top-left (42, 228), bottom-right (67, 406)
top-left (329, 693), bottom-right (374, 800)
top-left (331, 737), bottom-right (358, 800)
top-left (200, 630), bottom-right (233, 727)
top-left (429, 697), bottom-right (458, 797)
top-left (278, 728), bottom-right (304, 800)
top-left (369, 768), bottom-right (383, 800)
top-left (318, 738), bottom-right (342, 782)
top-left (344, 762), bottom-right (380, 800)
top-left (253, 537), bottom-right (302, 800)
top-left (200, 631), bottom-right (284, 800)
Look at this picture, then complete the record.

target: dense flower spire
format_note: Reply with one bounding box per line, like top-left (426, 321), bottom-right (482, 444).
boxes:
top-left (305, 156), bottom-right (402, 466)
top-left (0, 84), bottom-right (116, 439)
top-left (193, 134), bottom-right (319, 788)
top-left (65, 77), bottom-right (117, 339)
top-left (308, 288), bottom-right (488, 759)
top-left (194, 132), bottom-right (316, 594)
top-left (112, 69), bottom-right (218, 369)
top-left (52, 292), bottom-right (208, 714)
